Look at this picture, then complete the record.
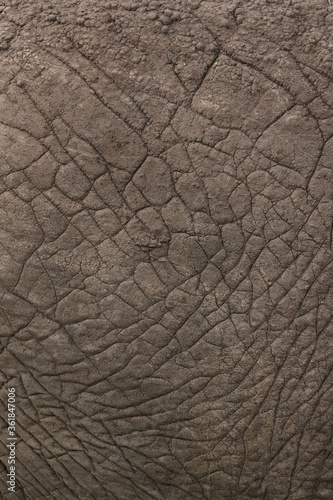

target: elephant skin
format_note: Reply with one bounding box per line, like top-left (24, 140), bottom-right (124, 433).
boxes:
top-left (0, 1), bottom-right (333, 499)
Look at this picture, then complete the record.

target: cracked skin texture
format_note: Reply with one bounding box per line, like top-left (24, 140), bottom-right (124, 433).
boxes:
top-left (0, 0), bottom-right (333, 499)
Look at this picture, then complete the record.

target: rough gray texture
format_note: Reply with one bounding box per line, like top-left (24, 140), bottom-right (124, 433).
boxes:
top-left (1, 0), bottom-right (333, 498)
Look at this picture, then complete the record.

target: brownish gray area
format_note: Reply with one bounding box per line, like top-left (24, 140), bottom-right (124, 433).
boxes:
top-left (0, 0), bottom-right (333, 498)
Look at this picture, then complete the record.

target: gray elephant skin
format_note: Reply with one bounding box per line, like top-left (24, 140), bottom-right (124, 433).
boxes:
top-left (1, 0), bottom-right (333, 499)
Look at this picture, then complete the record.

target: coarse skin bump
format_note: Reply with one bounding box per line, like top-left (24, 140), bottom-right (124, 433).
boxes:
top-left (1, 0), bottom-right (333, 499)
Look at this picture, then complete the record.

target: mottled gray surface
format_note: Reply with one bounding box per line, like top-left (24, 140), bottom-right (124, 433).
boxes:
top-left (1, 0), bottom-right (333, 498)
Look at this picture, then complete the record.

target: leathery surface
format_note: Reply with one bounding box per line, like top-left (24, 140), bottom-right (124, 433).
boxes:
top-left (0, 1), bottom-right (333, 498)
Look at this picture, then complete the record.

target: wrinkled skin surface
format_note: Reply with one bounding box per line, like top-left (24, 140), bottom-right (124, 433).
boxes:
top-left (1, 0), bottom-right (333, 498)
